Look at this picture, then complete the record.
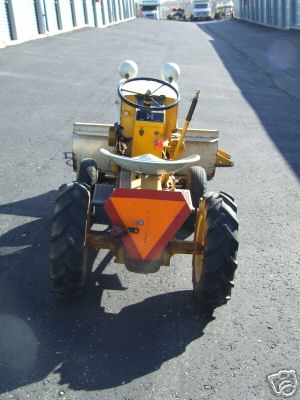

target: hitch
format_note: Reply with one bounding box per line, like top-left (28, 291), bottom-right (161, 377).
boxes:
top-left (216, 148), bottom-right (234, 167)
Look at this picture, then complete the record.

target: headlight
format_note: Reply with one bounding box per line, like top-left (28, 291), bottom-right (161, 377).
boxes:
top-left (161, 62), bottom-right (180, 83)
top-left (118, 60), bottom-right (138, 79)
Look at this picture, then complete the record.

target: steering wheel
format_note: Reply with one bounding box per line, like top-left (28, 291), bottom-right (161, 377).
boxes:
top-left (118, 77), bottom-right (180, 111)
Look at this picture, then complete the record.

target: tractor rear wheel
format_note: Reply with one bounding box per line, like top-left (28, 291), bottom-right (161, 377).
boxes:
top-left (77, 158), bottom-right (98, 188)
top-left (193, 191), bottom-right (239, 311)
top-left (185, 166), bottom-right (207, 229)
top-left (50, 182), bottom-right (90, 297)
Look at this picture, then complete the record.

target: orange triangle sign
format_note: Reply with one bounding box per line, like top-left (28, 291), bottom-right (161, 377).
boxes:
top-left (104, 189), bottom-right (190, 260)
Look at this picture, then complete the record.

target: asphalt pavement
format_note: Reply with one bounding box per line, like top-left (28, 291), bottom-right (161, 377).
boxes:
top-left (0, 18), bottom-right (299, 400)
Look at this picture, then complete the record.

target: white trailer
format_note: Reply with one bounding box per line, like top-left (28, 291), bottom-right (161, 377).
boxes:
top-left (186, 0), bottom-right (222, 20)
top-left (140, 0), bottom-right (161, 19)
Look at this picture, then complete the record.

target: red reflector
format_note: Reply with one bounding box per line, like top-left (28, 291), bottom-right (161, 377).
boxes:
top-left (155, 137), bottom-right (164, 149)
top-left (105, 189), bottom-right (190, 260)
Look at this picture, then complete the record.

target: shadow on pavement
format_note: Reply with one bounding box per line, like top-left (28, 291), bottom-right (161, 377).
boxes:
top-left (197, 19), bottom-right (300, 179)
top-left (0, 192), bottom-right (214, 393)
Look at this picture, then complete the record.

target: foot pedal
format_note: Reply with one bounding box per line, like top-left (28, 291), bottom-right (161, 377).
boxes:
top-left (92, 184), bottom-right (115, 206)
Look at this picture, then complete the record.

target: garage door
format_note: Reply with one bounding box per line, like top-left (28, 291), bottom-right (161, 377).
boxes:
top-left (258, 0), bottom-right (263, 22)
top-left (274, 0), bottom-right (281, 26)
top-left (59, 0), bottom-right (73, 29)
top-left (116, 0), bottom-right (122, 19)
top-left (85, 0), bottom-right (95, 25)
top-left (0, 0), bottom-right (11, 42)
top-left (254, 0), bottom-right (258, 20)
top-left (12, 0), bottom-right (39, 41)
top-left (266, 0), bottom-right (272, 24)
top-left (293, 0), bottom-right (300, 26)
top-left (44, 0), bottom-right (58, 31)
top-left (73, 0), bottom-right (85, 26)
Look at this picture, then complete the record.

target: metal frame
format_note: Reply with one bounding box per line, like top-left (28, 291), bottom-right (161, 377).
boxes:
top-left (85, 231), bottom-right (203, 266)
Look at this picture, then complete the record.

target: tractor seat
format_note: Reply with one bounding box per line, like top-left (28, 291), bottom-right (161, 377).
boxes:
top-left (100, 148), bottom-right (200, 175)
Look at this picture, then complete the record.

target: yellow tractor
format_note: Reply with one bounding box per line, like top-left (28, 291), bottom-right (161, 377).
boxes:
top-left (50, 60), bottom-right (239, 311)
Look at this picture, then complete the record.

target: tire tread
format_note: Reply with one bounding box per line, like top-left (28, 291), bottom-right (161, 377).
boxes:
top-left (193, 191), bottom-right (239, 311)
top-left (50, 182), bottom-right (90, 297)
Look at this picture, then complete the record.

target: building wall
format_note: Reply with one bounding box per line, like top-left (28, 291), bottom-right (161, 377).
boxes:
top-left (0, 0), bottom-right (136, 47)
top-left (233, 0), bottom-right (300, 29)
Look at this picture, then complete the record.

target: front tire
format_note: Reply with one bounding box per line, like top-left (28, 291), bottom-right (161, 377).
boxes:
top-left (185, 166), bottom-right (207, 229)
top-left (186, 166), bottom-right (207, 208)
top-left (77, 158), bottom-right (98, 188)
top-left (193, 191), bottom-right (239, 311)
top-left (50, 182), bottom-right (90, 297)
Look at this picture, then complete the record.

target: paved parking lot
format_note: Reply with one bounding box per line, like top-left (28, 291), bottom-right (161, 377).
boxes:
top-left (0, 18), bottom-right (299, 400)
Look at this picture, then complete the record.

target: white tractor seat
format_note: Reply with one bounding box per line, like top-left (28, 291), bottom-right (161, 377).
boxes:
top-left (100, 148), bottom-right (200, 175)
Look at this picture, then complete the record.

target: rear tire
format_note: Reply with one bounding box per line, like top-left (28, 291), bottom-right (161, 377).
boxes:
top-left (50, 182), bottom-right (90, 297)
top-left (193, 191), bottom-right (239, 311)
top-left (77, 158), bottom-right (98, 188)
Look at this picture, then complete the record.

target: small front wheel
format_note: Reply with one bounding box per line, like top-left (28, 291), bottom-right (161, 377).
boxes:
top-left (186, 166), bottom-right (207, 208)
top-left (77, 158), bottom-right (98, 188)
top-left (185, 166), bottom-right (207, 229)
